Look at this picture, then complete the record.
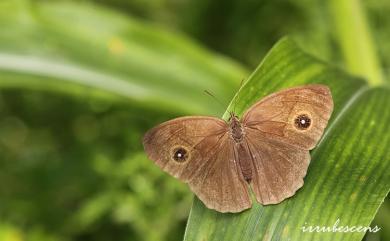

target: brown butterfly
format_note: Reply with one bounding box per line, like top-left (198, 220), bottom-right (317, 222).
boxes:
top-left (143, 84), bottom-right (333, 213)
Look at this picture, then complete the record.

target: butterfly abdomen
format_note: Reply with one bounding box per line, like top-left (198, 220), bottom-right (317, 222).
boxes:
top-left (235, 142), bottom-right (253, 182)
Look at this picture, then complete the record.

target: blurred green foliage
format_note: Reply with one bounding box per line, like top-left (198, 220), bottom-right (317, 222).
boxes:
top-left (0, 90), bottom-right (191, 241)
top-left (0, 1), bottom-right (389, 241)
top-left (89, 0), bottom-right (390, 74)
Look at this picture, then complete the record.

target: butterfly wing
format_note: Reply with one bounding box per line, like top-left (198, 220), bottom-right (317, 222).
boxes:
top-left (242, 84), bottom-right (333, 204)
top-left (242, 84), bottom-right (333, 150)
top-left (244, 130), bottom-right (310, 204)
top-left (143, 116), bottom-right (252, 212)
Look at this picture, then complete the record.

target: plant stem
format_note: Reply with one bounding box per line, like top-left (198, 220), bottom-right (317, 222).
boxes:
top-left (329, 0), bottom-right (384, 85)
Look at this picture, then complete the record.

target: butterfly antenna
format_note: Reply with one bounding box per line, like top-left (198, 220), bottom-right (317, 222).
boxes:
top-left (204, 90), bottom-right (226, 111)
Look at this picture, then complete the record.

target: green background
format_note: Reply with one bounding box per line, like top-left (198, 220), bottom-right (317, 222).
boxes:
top-left (0, 0), bottom-right (388, 241)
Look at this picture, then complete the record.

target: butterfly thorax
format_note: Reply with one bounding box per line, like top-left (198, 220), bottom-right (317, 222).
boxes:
top-left (229, 114), bottom-right (245, 142)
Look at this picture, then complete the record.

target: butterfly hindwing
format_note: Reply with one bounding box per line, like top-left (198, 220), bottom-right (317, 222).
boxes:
top-left (244, 129), bottom-right (310, 204)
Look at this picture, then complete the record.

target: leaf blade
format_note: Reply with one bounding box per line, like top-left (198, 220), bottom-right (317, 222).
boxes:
top-left (184, 38), bottom-right (390, 241)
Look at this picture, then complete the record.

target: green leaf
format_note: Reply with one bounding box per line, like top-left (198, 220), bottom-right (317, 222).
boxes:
top-left (184, 38), bottom-right (390, 241)
top-left (0, 0), bottom-right (247, 115)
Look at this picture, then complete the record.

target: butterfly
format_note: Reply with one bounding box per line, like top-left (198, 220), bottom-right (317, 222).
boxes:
top-left (143, 84), bottom-right (333, 213)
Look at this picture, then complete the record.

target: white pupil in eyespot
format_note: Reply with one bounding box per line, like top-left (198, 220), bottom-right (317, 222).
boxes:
top-left (173, 147), bottom-right (188, 162)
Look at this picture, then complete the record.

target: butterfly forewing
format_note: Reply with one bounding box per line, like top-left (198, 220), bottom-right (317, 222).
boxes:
top-left (242, 84), bottom-right (333, 150)
top-left (143, 116), bottom-right (252, 212)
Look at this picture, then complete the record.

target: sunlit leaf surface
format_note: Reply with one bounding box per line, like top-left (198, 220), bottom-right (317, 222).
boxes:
top-left (184, 38), bottom-right (390, 241)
